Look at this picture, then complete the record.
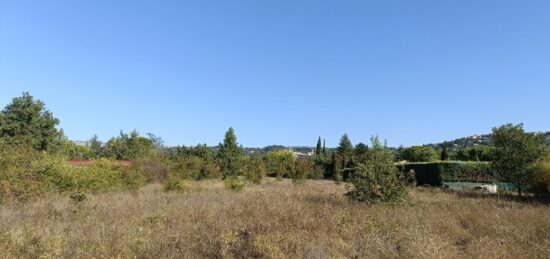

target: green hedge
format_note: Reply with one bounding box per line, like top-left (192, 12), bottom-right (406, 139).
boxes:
top-left (397, 161), bottom-right (495, 186)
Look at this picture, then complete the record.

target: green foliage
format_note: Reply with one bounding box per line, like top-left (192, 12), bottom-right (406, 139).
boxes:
top-left (348, 136), bottom-right (408, 204)
top-left (87, 135), bottom-right (104, 159)
top-left (398, 161), bottom-right (494, 186)
top-left (218, 127), bottom-right (243, 179)
top-left (68, 159), bottom-right (146, 193)
top-left (0, 92), bottom-right (61, 151)
top-left (104, 130), bottom-right (155, 160)
top-left (331, 152), bottom-right (343, 183)
top-left (492, 123), bottom-right (548, 195)
top-left (452, 145), bottom-right (494, 161)
top-left (293, 159), bottom-right (312, 183)
top-left (169, 155), bottom-right (220, 180)
top-left (337, 134), bottom-right (354, 167)
top-left (400, 146), bottom-right (439, 162)
top-left (534, 155), bottom-right (550, 195)
top-left (163, 176), bottom-right (187, 192)
top-left (311, 164), bottom-right (325, 179)
top-left (0, 141), bottom-right (66, 201)
top-left (440, 146), bottom-right (449, 161)
top-left (224, 177), bottom-right (244, 192)
top-left (354, 143), bottom-right (369, 164)
top-left (316, 137), bottom-right (322, 156)
top-left (266, 150), bottom-right (295, 180)
top-left (0, 141), bottom-right (147, 202)
top-left (243, 154), bottom-right (266, 184)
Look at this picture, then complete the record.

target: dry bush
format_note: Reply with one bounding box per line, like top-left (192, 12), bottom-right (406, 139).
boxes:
top-left (0, 179), bottom-right (548, 258)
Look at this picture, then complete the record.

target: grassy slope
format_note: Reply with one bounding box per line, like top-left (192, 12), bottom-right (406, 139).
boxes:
top-left (0, 179), bottom-right (548, 258)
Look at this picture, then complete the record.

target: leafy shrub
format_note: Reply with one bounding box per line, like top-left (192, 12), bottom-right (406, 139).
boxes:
top-left (69, 159), bottom-right (146, 193)
top-left (266, 150), bottom-right (295, 180)
top-left (224, 177), bottom-right (244, 192)
top-left (163, 176), bottom-right (187, 192)
top-left (534, 155), bottom-right (550, 196)
top-left (0, 142), bottom-right (68, 201)
top-left (170, 156), bottom-right (220, 180)
top-left (293, 159), bottom-right (312, 183)
top-left (397, 161), bottom-right (494, 186)
top-left (348, 137), bottom-right (408, 203)
top-left (243, 155), bottom-right (266, 184)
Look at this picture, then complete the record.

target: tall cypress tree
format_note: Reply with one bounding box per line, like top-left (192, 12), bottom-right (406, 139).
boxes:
top-left (322, 139), bottom-right (326, 155)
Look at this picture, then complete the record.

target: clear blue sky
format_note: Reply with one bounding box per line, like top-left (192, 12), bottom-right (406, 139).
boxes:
top-left (1, 1), bottom-right (549, 147)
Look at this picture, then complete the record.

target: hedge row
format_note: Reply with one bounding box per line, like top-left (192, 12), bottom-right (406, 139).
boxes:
top-left (397, 161), bottom-right (495, 186)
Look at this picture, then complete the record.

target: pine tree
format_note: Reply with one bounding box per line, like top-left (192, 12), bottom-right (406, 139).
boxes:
top-left (218, 127), bottom-right (243, 179)
top-left (0, 92), bottom-right (60, 151)
top-left (337, 134), bottom-right (354, 168)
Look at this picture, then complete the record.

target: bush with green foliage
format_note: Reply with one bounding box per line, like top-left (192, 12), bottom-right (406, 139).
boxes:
top-left (534, 155), bottom-right (550, 196)
top-left (243, 154), bottom-right (266, 184)
top-left (452, 145), bottom-right (494, 161)
top-left (399, 146), bottom-right (439, 162)
top-left (266, 150), bottom-right (295, 180)
top-left (0, 141), bottom-right (149, 202)
top-left (163, 176), bottom-right (187, 192)
top-left (224, 177), bottom-right (244, 192)
top-left (293, 159), bottom-right (312, 183)
top-left (104, 130), bottom-right (156, 160)
top-left (0, 92), bottom-right (61, 151)
top-left (398, 161), bottom-right (494, 186)
top-left (348, 137), bottom-right (408, 203)
top-left (217, 127), bottom-right (243, 179)
top-left (0, 141), bottom-right (68, 201)
top-left (492, 123), bottom-right (548, 196)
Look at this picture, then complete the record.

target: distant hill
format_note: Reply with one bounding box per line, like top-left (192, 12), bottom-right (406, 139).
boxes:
top-left (424, 131), bottom-right (550, 151)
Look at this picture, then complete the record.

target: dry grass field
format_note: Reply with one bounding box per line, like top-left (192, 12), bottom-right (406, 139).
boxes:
top-left (0, 178), bottom-right (549, 258)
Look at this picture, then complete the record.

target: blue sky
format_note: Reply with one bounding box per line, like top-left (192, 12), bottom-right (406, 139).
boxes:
top-left (1, 0), bottom-right (549, 147)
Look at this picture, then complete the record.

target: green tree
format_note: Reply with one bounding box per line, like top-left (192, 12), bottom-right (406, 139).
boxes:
top-left (355, 143), bottom-right (369, 164)
top-left (332, 152), bottom-right (343, 183)
top-left (88, 135), bottom-right (104, 159)
top-left (440, 145), bottom-right (449, 161)
top-left (0, 92), bottom-right (60, 151)
top-left (316, 137), bottom-right (322, 156)
top-left (492, 124), bottom-right (547, 196)
top-left (348, 136), bottom-right (408, 203)
top-left (400, 146), bottom-right (438, 162)
top-left (293, 159), bottom-right (312, 183)
top-left (217, 127), bottom-right (243, 179)
top-left (266, 149), bottom-right (295, 180)
top-left (337, 134), bottom-right (354, 168)
top-left (243, 153), bottom-right (266, 184)
top-left (103, 130), bottom-right (155, 160)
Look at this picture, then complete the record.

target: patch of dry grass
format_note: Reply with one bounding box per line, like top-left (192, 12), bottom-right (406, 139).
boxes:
top-left (0, 179), bottom-right (548, 258)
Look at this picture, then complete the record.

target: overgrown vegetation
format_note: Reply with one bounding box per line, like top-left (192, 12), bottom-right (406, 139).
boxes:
top-left (0, 92), bottom-right (549, 202)
top-left (1, 180), bottom-right (548, 258)
top-left (347, 137), bottom-right (408, 203)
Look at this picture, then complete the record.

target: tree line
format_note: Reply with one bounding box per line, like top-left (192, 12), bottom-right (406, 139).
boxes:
top-left (0, 92), bottom-right (548, 202)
